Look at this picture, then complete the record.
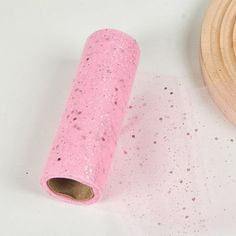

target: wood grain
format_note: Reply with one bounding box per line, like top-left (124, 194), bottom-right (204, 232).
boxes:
top-left (201, 0), bottom-right (236, 124)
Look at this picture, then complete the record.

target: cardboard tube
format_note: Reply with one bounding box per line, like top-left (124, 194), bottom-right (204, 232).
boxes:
top-left (40, 29), bottom-right (140, 204)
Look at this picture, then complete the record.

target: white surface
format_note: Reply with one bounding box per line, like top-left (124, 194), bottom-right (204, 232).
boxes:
top-left (0, 0), bottom-right (236, 235)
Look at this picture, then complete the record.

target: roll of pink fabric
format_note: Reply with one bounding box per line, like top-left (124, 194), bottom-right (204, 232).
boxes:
top-left (40, 29), bottom-right (140, 205)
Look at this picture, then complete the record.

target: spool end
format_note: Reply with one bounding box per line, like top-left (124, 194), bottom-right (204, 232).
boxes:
top-left (47, 178), bottom-right (94, 202)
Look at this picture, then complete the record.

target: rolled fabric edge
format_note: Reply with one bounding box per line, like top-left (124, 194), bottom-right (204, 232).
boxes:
top-left (41, 173), bottom-right (102, 205)
top-left (40, 28), bottom-right (140, 205)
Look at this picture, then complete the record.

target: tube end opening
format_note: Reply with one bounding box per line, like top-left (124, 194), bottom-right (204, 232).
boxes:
top-left (47, 178), bottom-right (94, 202)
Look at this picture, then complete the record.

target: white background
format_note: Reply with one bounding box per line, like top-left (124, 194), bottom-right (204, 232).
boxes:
top-left (1, 0), bottom-right (236, 235)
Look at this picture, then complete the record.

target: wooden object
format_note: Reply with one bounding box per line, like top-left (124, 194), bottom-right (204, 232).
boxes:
top-left (201, 0), bottom-right (236, 125)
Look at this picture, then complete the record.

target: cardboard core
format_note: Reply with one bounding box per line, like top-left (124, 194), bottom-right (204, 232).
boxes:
top-left (47, 178), bottom-right (94, 201)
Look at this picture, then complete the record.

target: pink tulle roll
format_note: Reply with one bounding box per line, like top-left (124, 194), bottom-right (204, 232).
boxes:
top-left (40, 29), bottom-right (140, 205)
